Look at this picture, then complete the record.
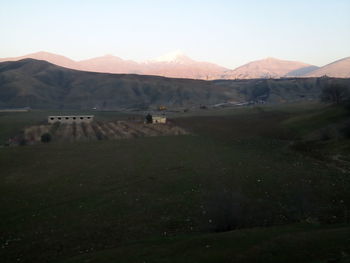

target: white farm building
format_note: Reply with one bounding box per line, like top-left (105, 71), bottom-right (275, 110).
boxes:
top-left (48, 115), bottom-right (94, 124)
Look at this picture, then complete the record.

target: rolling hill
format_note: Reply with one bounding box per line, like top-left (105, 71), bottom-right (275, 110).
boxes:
top-left (77, 55), bottom-right (142, 74)
top-left (0, 59), bottom-right (349, 110)
top-left (304, 57), bottom-right (350, 78)
top-left (0, 59), bottom-right (236, 109)
top-left (222, 57), bottom-right (314, 79)
top-left (285, 65), bottom-right (320, 77)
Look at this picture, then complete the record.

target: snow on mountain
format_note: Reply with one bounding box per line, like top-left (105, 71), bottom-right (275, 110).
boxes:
top-left (151, 50), bottom-right (194, 64)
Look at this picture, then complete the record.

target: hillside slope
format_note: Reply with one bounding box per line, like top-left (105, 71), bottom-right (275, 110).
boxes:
top-left (1, 59), bottom-right (349, 109)
top-left (305, 57), bottom-right (350, 78)
top-left (222, 57), bottom-right (313, 79)
top-left (285, 65), bottom-right (320, 77)
top-left (0, 59), bottom-right (237, 109)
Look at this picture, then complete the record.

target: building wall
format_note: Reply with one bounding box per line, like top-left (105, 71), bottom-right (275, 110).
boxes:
top-left (152, 117), bottom-right (166, 124)
top-left (48, 115), bottom-right (94, 124)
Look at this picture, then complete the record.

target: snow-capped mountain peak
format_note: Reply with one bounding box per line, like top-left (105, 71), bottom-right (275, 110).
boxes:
top-left (152, 50), bottom-right (193, 64)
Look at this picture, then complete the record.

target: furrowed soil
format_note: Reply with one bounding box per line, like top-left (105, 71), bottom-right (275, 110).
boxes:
top-left (22, 121), bottom-right (188, 144)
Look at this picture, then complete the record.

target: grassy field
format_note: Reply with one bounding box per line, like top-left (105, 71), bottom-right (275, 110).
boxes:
top-left (60, 224), bottom-right (350, 263)
top-left (0, 103), bottom-right (349, 263)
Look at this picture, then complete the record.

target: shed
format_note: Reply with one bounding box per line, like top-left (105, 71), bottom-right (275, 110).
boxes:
top-left (152, 116), bottom-right (166, 124)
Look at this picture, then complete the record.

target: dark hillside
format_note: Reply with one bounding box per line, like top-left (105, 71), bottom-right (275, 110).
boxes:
top-left (1, 59), bottom-right (350, 109)
top-left (0, 59), bottom-right (235, 109)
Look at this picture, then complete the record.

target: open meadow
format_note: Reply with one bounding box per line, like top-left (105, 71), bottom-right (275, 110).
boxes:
top-left (0, 103), bottom-right (349, 263)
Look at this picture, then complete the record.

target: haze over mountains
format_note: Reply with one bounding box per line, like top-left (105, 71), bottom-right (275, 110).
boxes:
top-left (0, 51), bottom-right (349, 79)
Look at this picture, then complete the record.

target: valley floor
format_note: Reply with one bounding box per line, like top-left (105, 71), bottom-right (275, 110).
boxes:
top-left (0, 103), bottom-right (349, 262)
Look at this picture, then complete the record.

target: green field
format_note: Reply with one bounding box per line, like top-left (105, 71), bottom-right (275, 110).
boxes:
top-left (1, 103), bottom-right (349, 263)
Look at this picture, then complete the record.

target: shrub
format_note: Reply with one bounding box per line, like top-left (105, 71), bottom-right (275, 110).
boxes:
top-left (321, 84), bottom-right (349, 105)
top-left (145, 113), bottom-right (153, 124)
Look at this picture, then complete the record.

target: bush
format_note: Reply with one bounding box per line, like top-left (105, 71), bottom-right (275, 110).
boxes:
top-left (41, 133), bottom-right (52, 143)
top-left (145, 113), bottom-right (153, 124)
top-left (321, 84), bottom-right (349, 105)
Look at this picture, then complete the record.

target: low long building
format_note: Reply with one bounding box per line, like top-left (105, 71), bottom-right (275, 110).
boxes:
top-left (48, 115), bottom-right (94, 124)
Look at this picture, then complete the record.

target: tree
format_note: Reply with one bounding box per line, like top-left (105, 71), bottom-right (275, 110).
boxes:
top-left (145, 113), bottom-right (153, 124)
top-left (321, 84), bottom-right (349, 105)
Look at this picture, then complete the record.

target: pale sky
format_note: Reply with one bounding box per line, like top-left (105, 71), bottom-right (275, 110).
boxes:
top-left (0, 0), bottom-right (349, 69)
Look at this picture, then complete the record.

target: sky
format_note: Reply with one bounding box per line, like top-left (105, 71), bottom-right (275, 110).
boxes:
top-left (0, 0), bottom-right (349, 69)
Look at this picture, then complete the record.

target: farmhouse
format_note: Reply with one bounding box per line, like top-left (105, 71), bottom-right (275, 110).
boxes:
top-left (48, 115), bottom-right (94, 124)
top-left (152, 116), bottom-right (166, 124)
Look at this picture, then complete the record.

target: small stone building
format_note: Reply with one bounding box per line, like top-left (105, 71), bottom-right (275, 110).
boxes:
top-left (48, 115), bottom-right (94, 124)
top-left (152, 116), bottom-right (166, 124)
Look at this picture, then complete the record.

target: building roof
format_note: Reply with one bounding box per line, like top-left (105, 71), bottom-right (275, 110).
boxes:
top-left (48, 115), bottom-right (94, 118)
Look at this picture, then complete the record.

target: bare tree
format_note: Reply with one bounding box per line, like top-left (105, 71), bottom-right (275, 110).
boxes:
top-left (321, 84), bottom-right (349, 105)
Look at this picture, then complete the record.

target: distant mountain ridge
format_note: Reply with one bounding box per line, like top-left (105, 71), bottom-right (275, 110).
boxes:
top-left (0, 51), bottom-right (349, 79)
top-left (0, 51), bottom-right (79, 69)
top-left (0, 51), bottom-right (228, 80)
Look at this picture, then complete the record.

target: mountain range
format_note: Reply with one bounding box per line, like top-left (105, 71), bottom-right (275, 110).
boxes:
top-left (1, 59), bottom-right (349, 110)
top-left (1, 51), bottom-right (349, 80)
